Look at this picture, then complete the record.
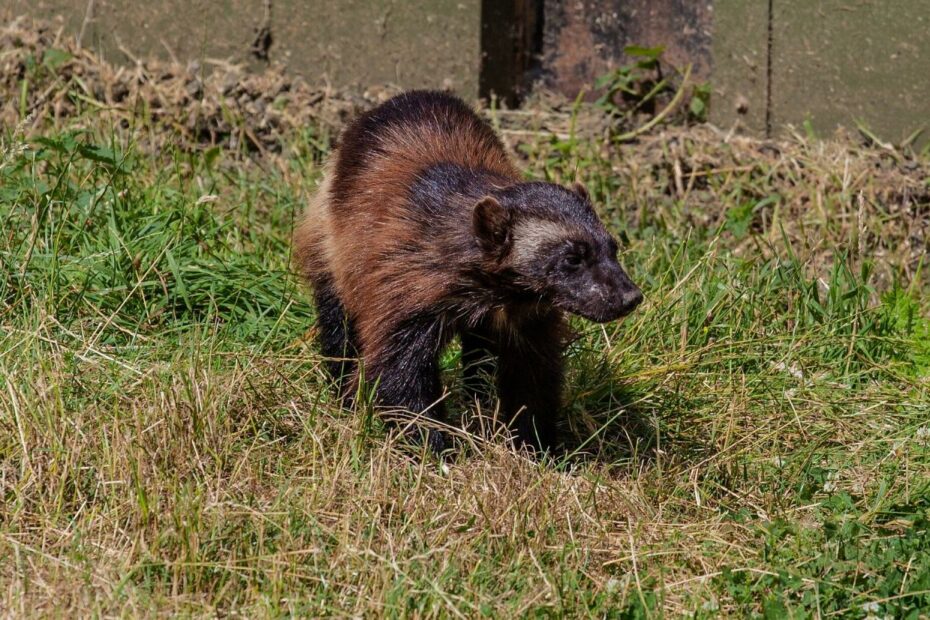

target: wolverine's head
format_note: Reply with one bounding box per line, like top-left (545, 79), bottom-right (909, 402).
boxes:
top-left (473, 181), bottom-right (643, 323)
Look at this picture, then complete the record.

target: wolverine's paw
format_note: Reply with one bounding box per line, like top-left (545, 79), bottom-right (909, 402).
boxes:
top-left (426, 428), bottom-right (447, 456)
top-left (513, 428), bottom-right (563, 460)
top-left (402, 426), bottom-right (448, 457)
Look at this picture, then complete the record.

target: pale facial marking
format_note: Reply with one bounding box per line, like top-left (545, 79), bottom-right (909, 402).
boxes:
top-left (511, 219), bottom-right (578, 267)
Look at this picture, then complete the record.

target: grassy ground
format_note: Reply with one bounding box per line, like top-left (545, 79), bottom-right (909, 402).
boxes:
top-left (3, 32), bottom-right (930, 619)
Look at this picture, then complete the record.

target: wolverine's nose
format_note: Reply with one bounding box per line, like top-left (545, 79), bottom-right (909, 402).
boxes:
top-left (611, 284), bottom-right (642, 317)
top-left (621, 286), bottom-right (643, 311)
top-left (588, 260), bottom-right (643, 322)
top-left (606, 263), bottom-right (643, 317)
top-left (602, 262), bottom-right (642, 310)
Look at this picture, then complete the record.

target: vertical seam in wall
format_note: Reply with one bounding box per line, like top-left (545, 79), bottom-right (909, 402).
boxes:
top-left (251, 0), bottom-right (273, 61)
top-left (765, 0), bottom-right (774, 137)
top-left (77, 0), bottom-right (96, 50)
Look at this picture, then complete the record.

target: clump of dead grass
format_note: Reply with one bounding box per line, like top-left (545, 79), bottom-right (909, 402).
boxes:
top-left (0, 16), bottom-right (400, 159)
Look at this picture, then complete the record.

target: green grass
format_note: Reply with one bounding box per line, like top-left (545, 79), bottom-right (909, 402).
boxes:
top-left (2, 105), bottom-right (930, 618)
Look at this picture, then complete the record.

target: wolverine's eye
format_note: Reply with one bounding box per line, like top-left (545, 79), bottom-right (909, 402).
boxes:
top-left (562, 253), bottom-right (583, 269)
top-left (561, 243), bottom-right (588, 270)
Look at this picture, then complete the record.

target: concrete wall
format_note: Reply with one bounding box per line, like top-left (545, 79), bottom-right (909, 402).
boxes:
top-left (537, 0), bottom-right (929, 146)
top-left (712, 0), bottom-right (930, 145)
top-left (272, 0), bottom-right (480, 96)
top-left (5, 0), bottom-right (930, 145)
top-left (772, 0), bottom-right (929, 144)
top-left (709, 1), bottom-right (769, 133)
top-left (8, 0), bottom-right (481, 96)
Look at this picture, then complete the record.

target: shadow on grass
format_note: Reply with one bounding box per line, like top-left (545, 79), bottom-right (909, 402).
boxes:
top-left (556, 360), bottom-right (714, 471)
top-left (286, 337), bottom-right (714, 472)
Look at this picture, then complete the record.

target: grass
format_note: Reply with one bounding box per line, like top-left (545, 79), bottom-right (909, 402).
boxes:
top-left (2, 84), bottom-right (930, 617)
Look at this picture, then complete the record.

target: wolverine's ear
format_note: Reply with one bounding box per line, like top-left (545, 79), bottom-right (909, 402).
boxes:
top-left (571, 181), bottom-right (590, 202)
top-left (472, 196), bottom-right (513, 254)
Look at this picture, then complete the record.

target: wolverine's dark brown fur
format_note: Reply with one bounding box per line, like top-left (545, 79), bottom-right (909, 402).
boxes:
top-left (294, 90), bottom-right (642, 453)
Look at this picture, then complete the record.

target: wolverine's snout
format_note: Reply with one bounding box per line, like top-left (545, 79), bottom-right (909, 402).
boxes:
top-left (568, 260), bottom-right (642, 323)
top-left (610, 281), bottom-right (643, 319)
top-left (602, 262), bottom-right (643, 320)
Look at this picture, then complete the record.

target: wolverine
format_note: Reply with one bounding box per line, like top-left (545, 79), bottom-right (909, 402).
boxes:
top-left (294, 90), bottom-right (642, 454)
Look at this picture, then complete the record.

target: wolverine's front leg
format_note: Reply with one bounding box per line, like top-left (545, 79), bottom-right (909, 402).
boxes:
top-left (496, 312), bottom-right (567, 454)
top-left (361, 315), bottom-right (449, 454)
top-left (461, 326), bottom-right (497, 409)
